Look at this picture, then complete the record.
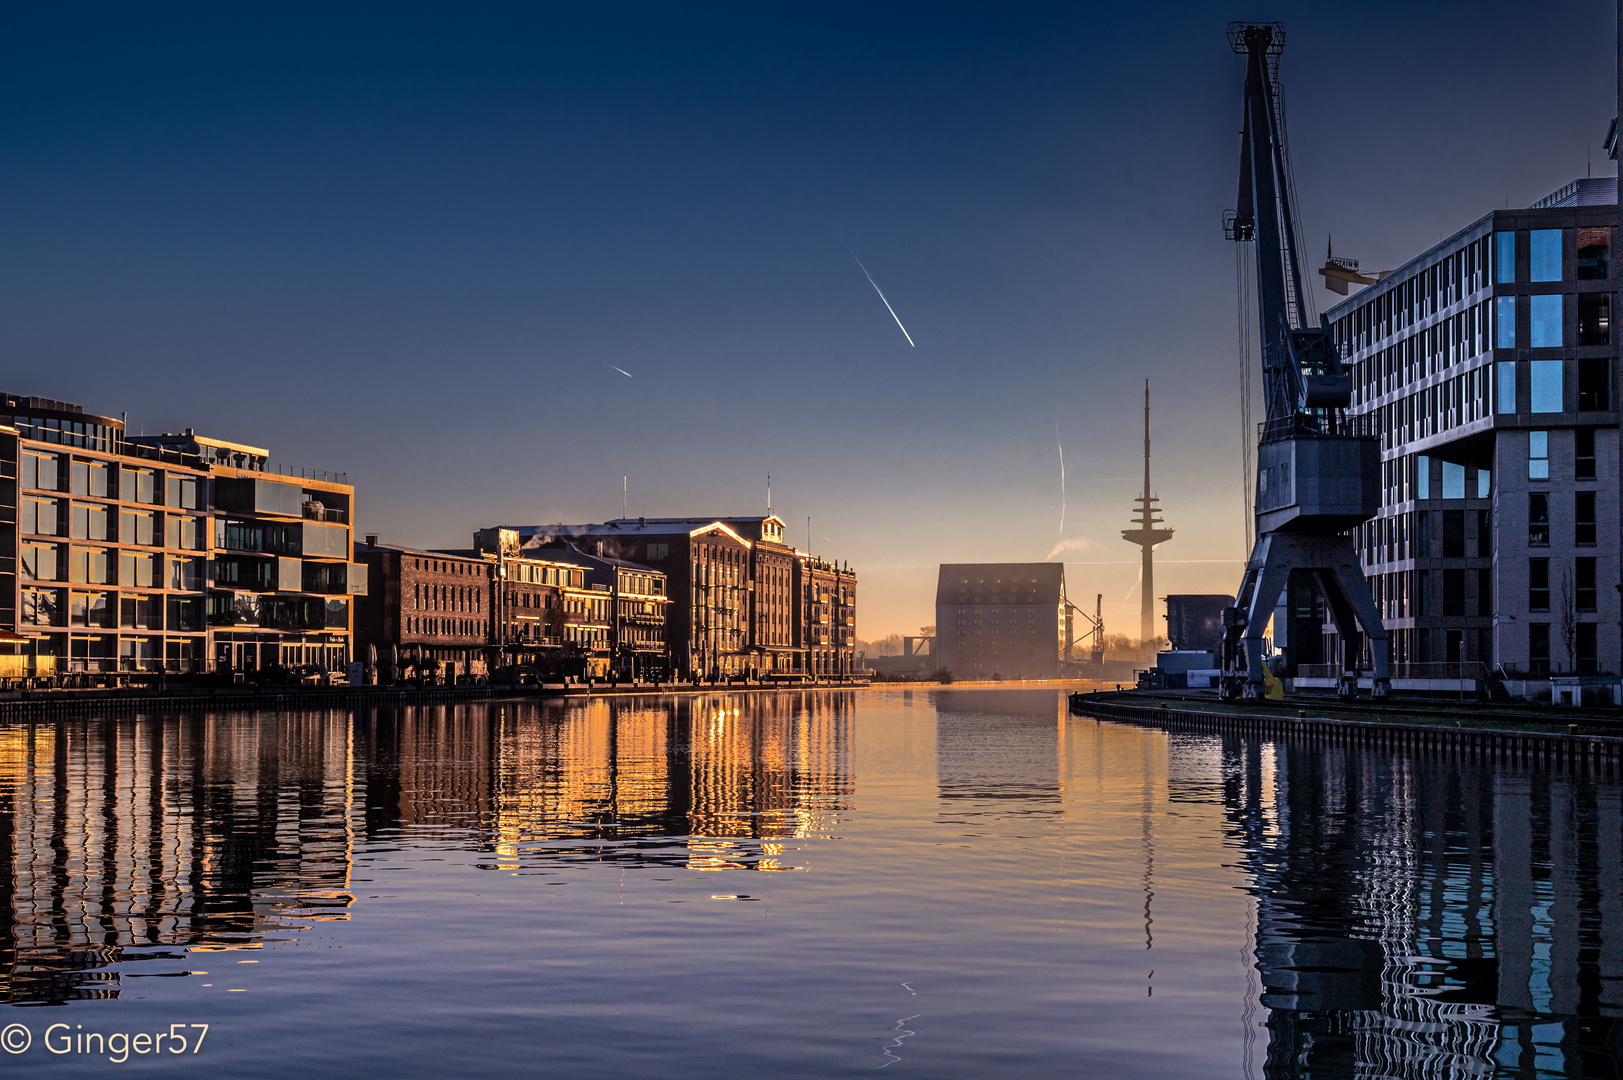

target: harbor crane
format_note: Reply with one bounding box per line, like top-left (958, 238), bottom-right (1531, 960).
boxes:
top-left (1063, 591), bottom-right (1105, 675)
top-left (1221, 22), bottom-right (1390, 700)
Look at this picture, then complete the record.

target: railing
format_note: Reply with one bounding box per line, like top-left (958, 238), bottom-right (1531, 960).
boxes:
top-left (1295, 661), bottom-right (1489, 682)
top-left (266, 462), bottom-right (347, 484)
top-left (302, 503), bottom-right (348, 524)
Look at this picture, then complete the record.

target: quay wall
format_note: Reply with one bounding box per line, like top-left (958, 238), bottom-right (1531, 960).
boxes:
top-left (1071, 696), bottom-right (1623, 777)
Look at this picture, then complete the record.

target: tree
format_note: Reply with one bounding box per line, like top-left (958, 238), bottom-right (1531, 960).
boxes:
top-left (1559, 569), bottom-right (1578, 675)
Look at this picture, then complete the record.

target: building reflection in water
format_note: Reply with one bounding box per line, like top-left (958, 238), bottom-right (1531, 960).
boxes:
top-left (1222, 736), bottom-right (1623, 1079)
top-left (0, 692), bottom-right (852, 1005)
top-left (934, 690), bottom-right (1061, 816)
top-left (0, 714), bottom-right (356, 1005)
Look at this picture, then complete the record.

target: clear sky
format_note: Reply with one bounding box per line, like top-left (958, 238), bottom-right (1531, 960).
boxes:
top-left (1, 1), bottom-right (1614, 638)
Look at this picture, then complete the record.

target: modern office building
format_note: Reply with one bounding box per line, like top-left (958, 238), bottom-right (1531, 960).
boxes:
top-left (1326, 177), bottom-right (1618, 675)
top-left (126, 429), bottom-right (362, 675)
top-left (934, 563), bottom-right (1069, 679)
top-left (0, 393), bottom-right (362, 680)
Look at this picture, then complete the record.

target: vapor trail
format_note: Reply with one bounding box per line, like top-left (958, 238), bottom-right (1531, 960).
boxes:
top-left (607, 364), bottom-right (633, 378)
top-left (1056, 422), bottom-right (1066, 537)
top-left (851, 251), bottom-right (915, 347)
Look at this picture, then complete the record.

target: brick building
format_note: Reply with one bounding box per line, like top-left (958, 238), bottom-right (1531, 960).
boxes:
top-left (482, 515), bottom-right (857, 680)
top-left (934, 563), bottom-right (1069, 679)
top-left (353, 538), bottom-right (493, 681)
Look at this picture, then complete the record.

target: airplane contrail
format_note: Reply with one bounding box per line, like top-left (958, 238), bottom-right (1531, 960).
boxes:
top-left (607, 364), bottom-right (633, 378)
top-left (850, 252), bottom-right (915, 347)
top-left (1056, 422), bottom-right (1066, 537)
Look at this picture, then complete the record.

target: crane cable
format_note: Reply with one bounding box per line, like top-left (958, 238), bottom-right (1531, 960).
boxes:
top-left (1235, 241), bottom-right (1255, 556)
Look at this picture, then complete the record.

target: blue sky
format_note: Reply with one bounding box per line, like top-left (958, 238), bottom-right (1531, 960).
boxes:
top-left (1, 1), bottom-right (1614, 636)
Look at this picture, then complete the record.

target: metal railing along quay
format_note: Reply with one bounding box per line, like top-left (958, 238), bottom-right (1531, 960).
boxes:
top-left (1069, 693), bottom-right (1623, 777)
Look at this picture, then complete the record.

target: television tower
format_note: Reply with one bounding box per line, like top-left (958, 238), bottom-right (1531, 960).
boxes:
top-left (1121, 380), bottom-right (1173, 644)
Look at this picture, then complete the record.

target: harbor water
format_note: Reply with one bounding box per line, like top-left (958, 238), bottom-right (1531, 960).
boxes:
top-left (0, 687), bottom-right (1617, 1077)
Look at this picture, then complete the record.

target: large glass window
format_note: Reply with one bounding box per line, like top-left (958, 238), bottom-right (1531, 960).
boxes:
top-left (1496, 361), bottom-right (1517, 413)
top-left (1578, 358), bottom-right (1611, 411)
top-left (1477, 468), bottom-right (1492, 498)
top-left (1530, 294), bottom-right (1563, 347)
top-left (1529, 360), bottom-right (1563, 412)
top-left (21, 451), bottom-right (59, 492)
top-left (1529, 430), bottom-right (1549, 479)
top-left (70, 502), bottom-right (109, 541)
top-left (1494, 296), bottom-right (1516, 348)
top-left (21, 588), bottom-right (61, 626)
top-left (69, 547), bottom-right (110, 584)
top-left (21, 497), bottom-right (59, 536)
top-left (1441, 460), bottom-right (1466, 499)
top-left (119, 552), bottom-right (156, 588)
top-left (1415, 455), bottom-right (1430, 497)
top-left (120, 467), bottom-right (157, 504)
top-left (1495, 230), bottom-right (1516, 283)
top-left (1578, 226), bottom-right (1611, 279)
top-left (166, 474), bottom-right (199, 510)
top-left (1575, 428), bottom-right (1596, 479)
top-left (1578, 293), bottom-right (1610, 345)
top-left (1530, 229), bottom-right (1563, 281)
top-left (120, 509), bottom-right (157, 546)
top-left (21, 542), bottom-right (58, 581)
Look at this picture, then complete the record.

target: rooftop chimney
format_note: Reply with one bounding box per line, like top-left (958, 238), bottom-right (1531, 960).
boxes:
top-left (364, 534), bottom-right (378, 547)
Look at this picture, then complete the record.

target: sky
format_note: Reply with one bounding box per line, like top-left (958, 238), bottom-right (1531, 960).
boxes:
top-left (1, 1), bottom-right (1616, 639)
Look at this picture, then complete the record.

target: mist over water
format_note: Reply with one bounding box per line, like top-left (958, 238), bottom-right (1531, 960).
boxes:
top-left (0, 689), bottom-right (1616, 1077)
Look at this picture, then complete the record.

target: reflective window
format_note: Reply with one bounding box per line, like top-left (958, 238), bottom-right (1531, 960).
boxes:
top-left (1495, 230), bottom-right (1516, 283)
top-left (1441, 461), bottom-right (1466, 500)
top-left (1578, 293), bottom-right (1610, 346)
top-left (21, 543), bottom-right (58, 581)
top-left (1578, 226), bottom-right (1611, 279)
top-left (1494, 296), bottom-right (1515, 348)
top-left (1529, 229), bottom-right (1562, 281)
top-left (1477, 468), bottom-right (1492, 498)
top-left (1529, 294), bottom-right (1563, 347)
top-left (1529, 430), bottom-right (1549, 479)
top-left (1496, 361), bottom-right (1516, 413)
top-left (1528, 492), bottom-right (1549, 546)
top-left (1529, 360), bottom-right (1563, 412)
top-left (21, 451), bottom-right (59, 492)
top-left (1576, 491), bottom-right (1597, 546)
top-left (21, 497), bottom-right (59, 536)
top-left (70, 502), bottom-right (109, 541)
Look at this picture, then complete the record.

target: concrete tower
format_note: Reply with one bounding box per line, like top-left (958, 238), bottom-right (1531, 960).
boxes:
top-left (1121, 381), bottom-right (1173, 644)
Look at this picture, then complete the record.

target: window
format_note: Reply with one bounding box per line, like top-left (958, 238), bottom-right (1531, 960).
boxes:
top-left (1443, 569), bottom-right (1466, 616)
top-left (1495, 230), bottom-right (1516, 283)
top-left (1497, 360), bottom-right (1516, 413)
top-left (1415, 570), bottom-right (1429, 616)
top-left (166, 474), bottom-right (199, 509)
top-left (1528, 493), bottom-right (1549, 546)
top-left (1578, 359), bottom-right (1610, 411)
top-left (121, 509), bottom-right (156, 546)
top-left (1578, 227), bottom-right (1611, 279)
top-left (21, 451), bottom-right (60, 492)
top-left (1578, 293), bottom-right (1610, 345)
top-left (1530, 360), bottom-right (1563, 412)
top-left (1530, 295), bottom-right (1563, 348)
top-left (21, 543), bottom-right (58, 581)
top-left (1441, 461), bottom-right (1465, 500)
top-left (1478, 567), bottom-right (1492, 617)
top-left (1577, 622), bottom-right (1598, 674)
top-left (1416, 455), bottom-right (1430, 497)
top-left (1417, 512), bottom-right (1431, 557)
top-left (71, 460), bottom-right (110, 497)
top-left (120, 467), bottom-right (156, 504)
top-left (1477, 467), bottom-right (1492, 498)
top-left (21, 497), bottom-right (59, 536)
top-left (1477, 509), bottom-right (1492, 557)
top-left (22, 588), bottom-right (61, 626)
top-left (119, 552), bottom-right (156, 588)
top-left (1576, 491), bottom-right (1596, 546)
top-left (1575, 428), bottom-right (1596, 480)
top-left (69, 547), bottom-right (110, 585)
top-left (1529, 430), bottom-right (1549, 479)
top-left (1529, 622), bottom-right (1551, 674)
top-left (1529, 229), bottom-right (1562, 281)
top-left (70, 502), bottom-right (109, 541)
top-left (1494, 297), bottom-right (1516, 348)
top-left (1577, 557), bottom-right (1597, 611)
top-left (1443, 510), bottom-right (1465, 557)
top-left (1529, 558), bottom-right (1550, 611)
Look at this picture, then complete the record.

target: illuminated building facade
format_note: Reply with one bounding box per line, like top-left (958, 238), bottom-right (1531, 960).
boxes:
top-left (487, 516), bottom-right (857, 680)
top-left (1, 393), bottom-right (361, 678)
top-left (353, 538), bottom-right (494, 680)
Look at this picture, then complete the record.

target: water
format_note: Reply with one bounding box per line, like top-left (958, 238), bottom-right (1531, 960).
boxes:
top-left (0, 687), bottom-right (1618, 1077)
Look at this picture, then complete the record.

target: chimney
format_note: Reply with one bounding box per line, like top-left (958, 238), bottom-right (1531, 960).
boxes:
top-left (639, 516), bottom-right (645, 527)
top-left (364, 534), bottom-right (378, 547)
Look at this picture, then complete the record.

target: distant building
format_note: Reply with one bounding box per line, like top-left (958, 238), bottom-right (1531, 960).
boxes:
top-left (935, 564), bottom-right (1067, 679)
top-left (1327, 177), bottom-right (1619, 675)
top-left (478, 515), bottom-right (857, 679)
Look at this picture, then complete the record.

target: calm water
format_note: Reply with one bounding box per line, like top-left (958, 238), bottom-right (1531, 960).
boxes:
top-left (0, 688), bottom-right (1618, 1077)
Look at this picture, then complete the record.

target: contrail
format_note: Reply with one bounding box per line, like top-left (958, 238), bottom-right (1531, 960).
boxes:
top-left (1056, 422), bottom-right (1066, 537)
top-left (607, 364), bottom-right (633, 378)
top-left (850, 251), bottom-right (915, 347)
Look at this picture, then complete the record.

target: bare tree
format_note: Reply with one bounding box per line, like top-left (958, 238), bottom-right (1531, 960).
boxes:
top-left (1559, 568), bottom-right (1578, 675)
